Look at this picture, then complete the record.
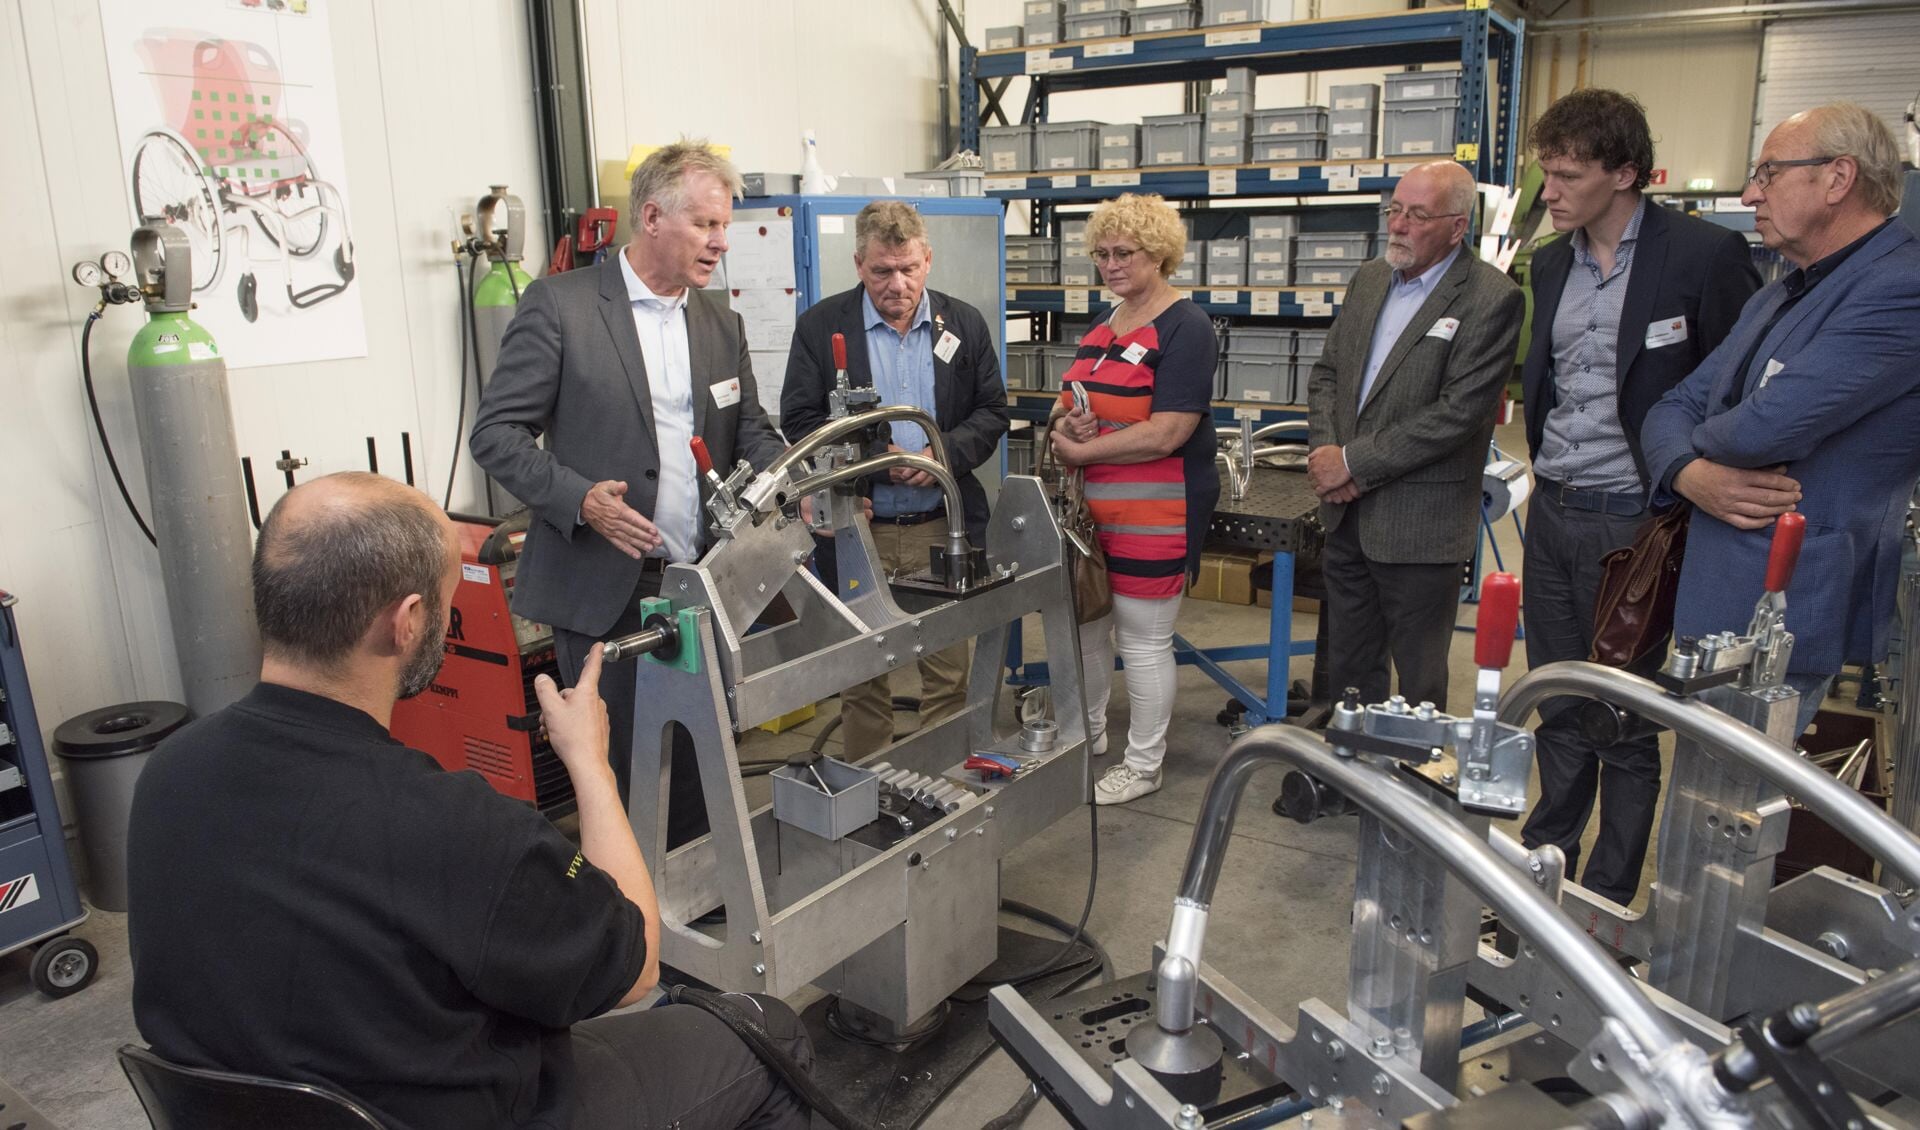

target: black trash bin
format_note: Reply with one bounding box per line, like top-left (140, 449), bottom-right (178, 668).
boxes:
top-left (53, 702), bottom-right (190, 912)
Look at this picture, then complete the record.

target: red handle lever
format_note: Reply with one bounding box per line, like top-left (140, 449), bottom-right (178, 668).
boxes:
top-left (1474, 572), bottom-right (1520, 668)
top-left (1765, 511), bottom-right (1806, 593)
top-left (831, 332), bottom-right (848, 372)
top-left (689, 436), bottom-right (713, 476)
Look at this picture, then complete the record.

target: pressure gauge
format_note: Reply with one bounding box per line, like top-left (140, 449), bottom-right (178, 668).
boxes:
top-left (72, 261), bottom-right (103, 288)
top-left (101, 250), bottom-right (133, 279)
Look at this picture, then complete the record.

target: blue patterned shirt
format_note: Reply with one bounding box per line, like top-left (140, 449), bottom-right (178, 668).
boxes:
top-left (1534, 198), bottom-right (1646, 491)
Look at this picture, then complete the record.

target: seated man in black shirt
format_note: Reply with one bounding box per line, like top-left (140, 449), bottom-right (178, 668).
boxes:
top-left (127, 471), bottom-right (812, 1130)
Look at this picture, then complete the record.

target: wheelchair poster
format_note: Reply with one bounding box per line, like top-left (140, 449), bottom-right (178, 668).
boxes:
top-left (100, 0), bottom-right (367, 368)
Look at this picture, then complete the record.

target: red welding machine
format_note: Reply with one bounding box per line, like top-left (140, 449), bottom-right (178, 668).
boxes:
top-left (390, 511), bottom-right (576, 817)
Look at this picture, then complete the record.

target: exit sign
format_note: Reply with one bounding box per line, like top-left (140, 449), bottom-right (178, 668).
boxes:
top-left (1648, 168), bottom-right (1668, 186)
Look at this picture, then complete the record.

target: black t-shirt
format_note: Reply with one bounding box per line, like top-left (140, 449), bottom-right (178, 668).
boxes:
top-left (126, 683), bottom-right (645, 1130)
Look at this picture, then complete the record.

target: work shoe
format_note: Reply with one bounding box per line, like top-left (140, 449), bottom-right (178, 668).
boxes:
top-left (1094, 764), bottom-right (1161, 805)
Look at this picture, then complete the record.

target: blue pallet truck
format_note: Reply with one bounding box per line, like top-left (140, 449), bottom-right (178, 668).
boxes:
top-left (0, 589), bottom-right (99, 997)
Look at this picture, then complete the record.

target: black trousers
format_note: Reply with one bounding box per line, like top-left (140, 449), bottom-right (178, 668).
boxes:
top-left (554, 570), bottom-right (708, 851)
top-left (571, 995), bottom-right (814, 1130)
top-left (1320, 516), bottom-right (1465, 710)
top-left (1517, 490), bottom-right (1663, 906)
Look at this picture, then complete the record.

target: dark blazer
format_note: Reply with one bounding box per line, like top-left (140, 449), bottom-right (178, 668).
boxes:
top-left (1522, 201), bottom-right (1761, 484)
top-left (1642, 220), bottom-right (1920, 677)
top-left (779, 286), bottom-right (1008, 543)
top-left (470, 256), bottom-right (787, 637)
top-left (1308, 249), bottom-right (1525, 565)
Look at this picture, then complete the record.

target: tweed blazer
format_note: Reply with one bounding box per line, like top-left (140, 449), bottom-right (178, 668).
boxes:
top-left (1306, 249), bottom-right (1525, 564)
top-left (470, 256), bottom-right (787, 637)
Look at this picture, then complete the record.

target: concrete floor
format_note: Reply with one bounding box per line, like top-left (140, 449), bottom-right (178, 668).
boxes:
top-left (0, 424), bottom-right (1666, 1129)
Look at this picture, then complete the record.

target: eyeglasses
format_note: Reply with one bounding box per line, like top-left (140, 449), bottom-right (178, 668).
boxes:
top-left (1746, 156), bottom-right (1836, 189)
top-left (1380, 204), bottom-right (1464, 224)
top-left (1091, 246), bottom-right (1142, 264)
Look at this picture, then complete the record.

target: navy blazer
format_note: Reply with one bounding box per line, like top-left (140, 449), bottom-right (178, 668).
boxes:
top-left (1522, 202), bottom-right (1760, 485)
top-left (1641, 220), bottom-right (1920, 676)
top-left (779, 286), bottom-right (1008, 543)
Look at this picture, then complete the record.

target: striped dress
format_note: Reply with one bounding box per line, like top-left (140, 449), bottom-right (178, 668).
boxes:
top-left (1056, 300), bottom-right (1221, 600)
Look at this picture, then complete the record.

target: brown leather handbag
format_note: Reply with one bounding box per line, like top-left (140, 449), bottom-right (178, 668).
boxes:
top-left (1589, 503), bottom-right (1690, 667)
top-left (1039, 424), bottom-right (1114, 624)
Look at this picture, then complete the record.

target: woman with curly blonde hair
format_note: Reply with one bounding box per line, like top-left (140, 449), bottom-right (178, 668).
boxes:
top-left (1048, 193), bottom-right (1220, 805)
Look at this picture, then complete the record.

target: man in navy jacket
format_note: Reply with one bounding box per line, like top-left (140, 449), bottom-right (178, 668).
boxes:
top-left (1643, 101), bottom-right (1920, 740)
top-left (1517, 89), bottom-right (1761, 906)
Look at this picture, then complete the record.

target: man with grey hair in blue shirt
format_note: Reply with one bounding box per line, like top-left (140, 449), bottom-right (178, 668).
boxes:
top-left (780, 201), bottom-right (1009, 756)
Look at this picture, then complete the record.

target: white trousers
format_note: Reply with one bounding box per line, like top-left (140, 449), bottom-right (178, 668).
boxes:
top-left (1078, 592), bottom-right (1184, 775)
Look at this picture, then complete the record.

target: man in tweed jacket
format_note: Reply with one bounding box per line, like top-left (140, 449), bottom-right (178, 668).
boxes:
top-left (1307, 160), bottom-right (1525, 711)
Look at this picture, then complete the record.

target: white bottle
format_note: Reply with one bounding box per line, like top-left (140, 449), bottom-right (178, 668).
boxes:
top-left (800, 130), bottom-right (833, 195)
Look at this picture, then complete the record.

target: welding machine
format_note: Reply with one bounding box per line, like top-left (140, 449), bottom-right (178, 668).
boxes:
top-left (390, 511), bottom-right (575, 817)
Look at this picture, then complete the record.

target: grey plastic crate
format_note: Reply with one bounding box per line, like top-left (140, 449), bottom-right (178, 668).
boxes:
top-left (1329, 83), bottom-right (1380, 112)
top-left (1206, 238), bottom-right (1246, 263)
top-left (1248, 214), bottom-right (1300, 241)
top-left (1384, 99), bottom-right (1458, 158)
top-left (1131, 1), bottom-right (1198, 30)
top-left (1327, 135), bottom-right (1376, 161)
top-left (1059, 217), bottom-right (1089, 243)
top-left (1202, 0), bottom-right (1277, 25)
top-left (983, 125), bottom-right (1033, 173)
top-left (1251, 107), bottom-right (1327, 137)
top-left (1294, 329), bottom-right (1328, 357)
top-left (1293, 257), bottom-right (1364, 287)
top-left (1206, 91), bottom-right (1252, 117)
top-left (1169, 262), bottom-right (1201, 286)
top-left (1296, 232), bottom-right (1371, 260)
top-left (1006, 435), bottom-right (1036, 476)
top-left (1142, 113), bottom-right (1204, 166)
top-left (1042, 344), bottom-right (1080, 390)
top-left (1071, 0), bottom-right (1134, 12)
top-left (1205, 263), bottom-right (1246, 287)
top-left (1025, 14), bottom-right (1062, 45)
top-left (1250, 263), bottom-right (1293, 285)
top-left (1025, 0), bottom-right (1062, 14)
top-left (772, 758), bottom-right (878, 841)
top-left (1184, 239), bottom-right (1207, 263)
top-left (1006, 262), bottom-right (1060, 284)
top-left (1065, 10), bottom-right (1128, 38)
top-left (1060, 260), bottom-right (1098, 286)
top-left (1036, 121), bottom-right (1101, 170)
top-left (985, 25), bottom-right (1024, 49)
top-left (1099, 123), bottom-right (1139, 151)
top-left (1205, 138), bottom-right (1248, 166)
top-left (1385, 68), bottom-right (1462, 102)
top-left (1254, 134), bottom-right (1326, 163)
top-left (1329, 108), bottom-right (1376, 136)
top-left (1207, 114), bottom-right (1251, 140)
top-left (1005, 236), bottom-right (1059, 262)
top-left (1005, 343), bottom-right (1045, 390)
top-left (1099, 150), bottom-right (1137, 170)
top-left (1248, 237), bottom-right (1293, 264)
top-left (1226, 357), bottom-right (1292, 403)
top-left (1225, 326), bottom-right (1289, 356)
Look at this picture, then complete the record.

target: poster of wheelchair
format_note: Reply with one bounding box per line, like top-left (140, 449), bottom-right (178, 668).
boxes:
top-left (100, 0), bottom-right (366, 368)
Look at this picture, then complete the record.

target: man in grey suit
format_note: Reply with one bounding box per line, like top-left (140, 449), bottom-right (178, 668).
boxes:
top-left (1307, 161), bottom-right (1525, 710)
top-left (471, 141), bottom-right (786, 848)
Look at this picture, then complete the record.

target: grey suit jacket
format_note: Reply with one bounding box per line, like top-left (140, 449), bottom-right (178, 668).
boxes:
top-left (1307, 249), bottom-right (1524, 564)
top-left (470, 257), bottom-right (787, 636)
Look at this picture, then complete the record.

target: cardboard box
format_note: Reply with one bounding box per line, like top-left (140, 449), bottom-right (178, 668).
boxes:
top-left (1188, 548), bottom-right (1263, 604)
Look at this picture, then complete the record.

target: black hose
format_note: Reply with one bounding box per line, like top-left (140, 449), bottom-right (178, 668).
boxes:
top-left (967, 799), bottom-right (1099, 987)
top-left (666, 984), bottom-right (878, 1130)
top-left (809, 696), bottom-right (923, 755)
top-left (1000, 898), bottom-right (1113, 986)
top-left (80, 311), bottom-right (158, 546)
top-left (443, 254), bottom-right (475, 509)
top-left (981, 1084), bottom-right (1041, 1130)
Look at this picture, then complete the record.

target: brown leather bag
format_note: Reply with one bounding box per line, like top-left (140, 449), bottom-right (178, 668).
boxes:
top-left (1039, 425), bottom-right (1114, 624)
top-left (1589, 503), bottom-right (1691, 667)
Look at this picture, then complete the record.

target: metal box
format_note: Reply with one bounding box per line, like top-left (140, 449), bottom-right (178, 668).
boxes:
top-left (1328, 135), bottom-right (1376, 161)
top-left (1225, 326), bottom-right (1289, 356)
top-left (1385, 68), bottom-right (1463, 102)
top-left (1206, 263), bottom-right (1246, 286)
top-left (1251, 106), bottom-right (1327, 136)
top-left (1296, 232), bottom-right (1371, 260)
top-left (1207, 238), bottom-right (1246, 263)
top-left (1006, 262), bottom-right (1060, 284)
top-left (1006, 236), bottom-right (1060, 262)
top-left (1293, 257), bottom-right (1364, 287)
top-left (983, 125), bottom-right (1034, 173)
top-left (1254, 134), bottom-right (1326, 163)
top-left (1205, 138), bottom-right (1248, 166)
top-left (1141, 113), bottom-right (1204, 166)
top-left (1069, 0), bottom-right (1134, 13)
top-left (1132, 2), bottom-right (1199, 31)
top-left (772, 757), bottom-right (879, 841)
top-left (1249, 236), bottom-right (1293, 263)
top-left (1036, 120), bottom-right (1101, 171)
top-left (1329, 83), bottom-right (1380, 112)
top-left (985, 25), bottom-right (1024, 49)
top-left (1329, 108), bottom-right (1376, 136)
top-left (1384, 100), bottom-right (1458, 157)
top-left (1206, 91), bottom-right (1251, 117)
top-left (1248, 214), bottom-right (1300, 241)
top-left (1226, 356), bottom-right (1293, 403)
top-left (1064, 10), bottom-right (1128, 38)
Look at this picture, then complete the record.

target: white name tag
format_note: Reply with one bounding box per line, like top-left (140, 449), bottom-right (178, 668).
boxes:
top-left (1121, 342), bottom-right (1149, 365)
top-left (1760, 358), bottom-right (1786, 388)
top-left (710, 377), bottom-right (742, 409)
top-left (1427, 317), bottom-right (1460, 342)
top-left (1644, 315), bottom-right (1688, 350)
top-left (934, 330), bottom-right (961, 364)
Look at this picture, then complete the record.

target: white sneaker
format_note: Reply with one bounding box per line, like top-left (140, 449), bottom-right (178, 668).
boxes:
top-left (1090, 732), bottom-right (1109, 757)
top-left (1095, 764), bottom-right (1161, 805)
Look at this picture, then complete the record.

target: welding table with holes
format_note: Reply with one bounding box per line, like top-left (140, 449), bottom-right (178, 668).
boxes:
top-left (1004, 466), bottom-right (1323, 726)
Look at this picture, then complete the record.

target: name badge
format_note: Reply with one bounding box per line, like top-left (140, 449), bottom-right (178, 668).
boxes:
top-left (710, 377), bottom-right (742, 408)
top-left (933, 330), bottom-right (961, 364)
top-left (1120, 342), bottom-right (1149, 365)
top-left (1645, 315), bottom-right (1688, 349)
top-left (1760, 358), bottom-right (1786, 389)
top-left (1427, 317), bottom-right (1460, 342)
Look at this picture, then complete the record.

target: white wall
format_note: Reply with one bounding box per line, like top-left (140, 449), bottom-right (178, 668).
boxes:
top-left (0, 0), bottom-right (548, 745)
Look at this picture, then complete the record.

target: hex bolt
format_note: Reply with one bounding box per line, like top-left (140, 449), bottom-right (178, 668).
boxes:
top-left (1371, 1035), bottom-right (1393, 1058)
top-left (1441, 772), bottom-right (1457, 786)
top-left (1814, 931), bottom-right (1850, 960)
top-left (1176, 1104), bottom-right (1203, 1130)
top-left (1371, 1073), bottom-right (1391, 1096)
top-left (886, 654), bottom-right (898, 664)
top-left (1325, 1039), bottom-right (1345, 1060)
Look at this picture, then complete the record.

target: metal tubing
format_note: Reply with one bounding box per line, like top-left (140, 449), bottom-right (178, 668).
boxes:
top-left (1810, 960), bottom-right (1920, 1054)
top-left (760, 405), bottom-right (951, 485)
top-left (788, 451), bottom-right (970, 554)
top-left (1176, 725), bottom-right (1690, 1067)
top-left (602, 625), bottom-right (673, 663)
top-left (1499, 661), bottom-right (1920, 887)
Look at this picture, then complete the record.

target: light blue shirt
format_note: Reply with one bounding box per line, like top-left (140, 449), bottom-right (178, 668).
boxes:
top-left (1357, 243), bottom-right (1462, 411)
top-left (617, 251), bottom-right (700, 562)
top-left (863, 289), bottom-right (944, 516)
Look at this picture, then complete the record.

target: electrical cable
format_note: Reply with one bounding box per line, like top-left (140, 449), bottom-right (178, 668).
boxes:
top-left (966, 797), bottom-right (1099, 988)
top-left (981, 1084), bottom-right (1042, 1130)
top-left (443, 253), bottom-right (476, 509)
top-left (80, 310), bottom-right (158, 546)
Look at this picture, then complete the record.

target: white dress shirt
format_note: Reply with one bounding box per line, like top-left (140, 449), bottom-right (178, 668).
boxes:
top-left (618, 252), bottom-right (700, 563)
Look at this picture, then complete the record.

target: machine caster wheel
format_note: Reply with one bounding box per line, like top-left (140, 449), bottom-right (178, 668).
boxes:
top-left (335, 243), bottom-right (356, 283)
top-left (1272, 770), bottom-right (1351, 824)
top-left (238, 272), bottom-right (259, 322)
top-left (30, 936), bottom-right (98, 998)
top-left (1216, 698), bottom-right (1246, 728)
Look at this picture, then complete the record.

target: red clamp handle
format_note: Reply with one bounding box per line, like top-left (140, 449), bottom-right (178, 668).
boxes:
top-left (689, 436), bottom-right (713, 476)
top-left (831, 332), bottom-right (848, 372)
top-left (1474, 572), bottom-right (1520, 669)
top-left (1765, 511), bottom-right (1806, 593)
